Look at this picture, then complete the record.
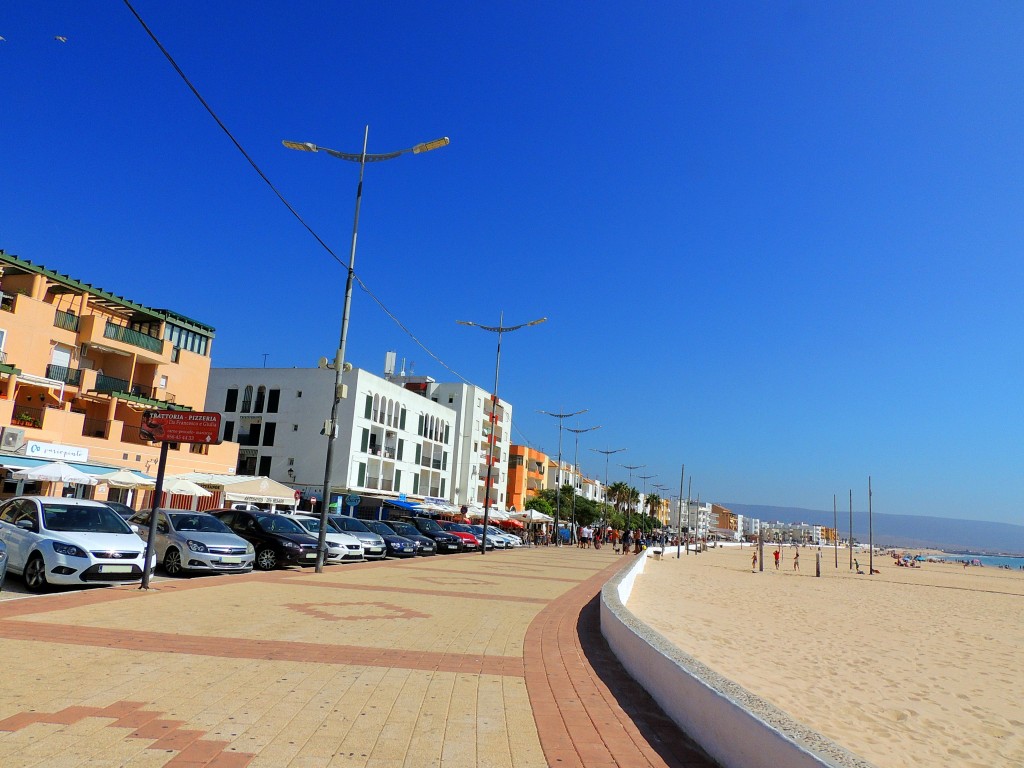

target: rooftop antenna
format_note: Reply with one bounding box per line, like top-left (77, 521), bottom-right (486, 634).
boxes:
top-left (400, 357), bottom-right (407, 376)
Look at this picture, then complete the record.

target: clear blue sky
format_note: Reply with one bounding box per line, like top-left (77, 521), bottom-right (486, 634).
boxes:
top-left (3, 2), bottom-right (1023, 524)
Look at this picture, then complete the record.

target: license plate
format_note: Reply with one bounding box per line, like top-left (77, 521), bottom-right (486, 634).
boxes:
top-left (447, 544), bottom-right (459, 550)
top-left (304, 553), bottom-right (317, 558)
top-left (219, 557), bottom-right (242, 564)
top-left (99, 565), bottom-right (132, 573)
top-left (370, 547), bottom-right (382, 553)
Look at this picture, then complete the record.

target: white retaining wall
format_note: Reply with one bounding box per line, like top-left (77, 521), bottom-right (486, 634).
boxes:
top-left (600, 552), bottom-right (875, 768)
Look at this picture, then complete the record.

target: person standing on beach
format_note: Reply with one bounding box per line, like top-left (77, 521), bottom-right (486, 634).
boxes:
top-left (793, 549), bottom-right (800, 571)
top-left (752, 551), bottom-right (758, 571)
top-left (773, 549), bottom-right (780, 570)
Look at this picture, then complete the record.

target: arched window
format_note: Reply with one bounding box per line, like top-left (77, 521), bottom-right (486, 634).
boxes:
top-left (241, 385), bottom-right (253, 413)
top-left (373, 394), bottom-right (380, 422)
top-left (254, 386), bottom-right (266, 413)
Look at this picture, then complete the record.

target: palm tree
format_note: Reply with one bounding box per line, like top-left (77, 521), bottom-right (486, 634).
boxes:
top-left (645, 493), bottom-right (662, 528)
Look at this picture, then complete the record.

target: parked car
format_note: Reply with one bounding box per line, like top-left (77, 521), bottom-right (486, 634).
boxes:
top-left (128, 509), bottom-right (254, 576)
top-left (282, 513), bottom-right (364, 563)
top-left (361, 520), bottom-right (418, 558)
top-left (0, 539), bottom-right (7, 591)
top-left (0, 496), bottom-right (155, 591)
top-left (377, 520), bottom-right (437, 556)
top-left (479, 525), bottom-right (517, 548)
top-left (326, 515), bottom-right (387, 560)
top-left (467, 524), bottom-right (504, 549)
top-left (439, 522), bottom-right (486, 551)
top-left (208, 509), bottom-right (320, 570)
top-left (399, 516), bottom-right (464, 554)
top-left (99, 501), bottom-right (136, 520)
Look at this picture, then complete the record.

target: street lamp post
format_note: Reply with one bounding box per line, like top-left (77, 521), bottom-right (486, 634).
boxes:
top-left (539, 408), bottom-right (588, 546)
top-left (590, 447), bottom-right (626, 526)
top-left (565, 425), bottom-right (601, 545)
top-left (619, 463), bottom-right (644, 535)
top-left (458, 312), bottom-right (546, 554)
top-left (283, 127), bottom-right (448, 572)
top-left (652, 482), bottom-right (670, 531)
top-left (637, 474), bottom-right (656, 537)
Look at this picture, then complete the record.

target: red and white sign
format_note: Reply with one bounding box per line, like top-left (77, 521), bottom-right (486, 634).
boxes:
top-left (141, 410), bottom-right (222, 444)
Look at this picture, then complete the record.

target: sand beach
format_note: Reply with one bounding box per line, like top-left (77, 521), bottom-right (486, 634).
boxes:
top-left (627, 544), bottom-right (1024, 768)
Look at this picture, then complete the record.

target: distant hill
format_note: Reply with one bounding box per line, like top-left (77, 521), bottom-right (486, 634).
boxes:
top-left (723, 503), bottom-right (1024, 555)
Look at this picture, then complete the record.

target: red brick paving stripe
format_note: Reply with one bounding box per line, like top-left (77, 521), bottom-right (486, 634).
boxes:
top-left (0, 620), bottom-right (525, 677)
top-left (282, 579), bottom-right (550, 603)
top-left (523, 558), bottom-right (715, 768)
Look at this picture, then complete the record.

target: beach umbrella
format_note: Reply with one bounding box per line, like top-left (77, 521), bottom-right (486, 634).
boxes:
top-left (96, 469), bottom-right (155, 489)
top-left (13, 461), bottom-right (97, 485)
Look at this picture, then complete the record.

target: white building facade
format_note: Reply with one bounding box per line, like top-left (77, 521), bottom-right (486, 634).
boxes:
top-left (205, 366), bottom-right (457, 508)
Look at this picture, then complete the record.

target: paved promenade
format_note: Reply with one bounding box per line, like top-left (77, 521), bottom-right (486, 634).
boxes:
top-left (0, 547), bottom-right (714, 768)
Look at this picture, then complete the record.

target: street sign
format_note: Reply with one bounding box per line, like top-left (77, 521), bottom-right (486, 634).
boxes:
top-left (345, 494), bottom-right (361, 507)
top-left (140, 410), bottom-right (222, 444)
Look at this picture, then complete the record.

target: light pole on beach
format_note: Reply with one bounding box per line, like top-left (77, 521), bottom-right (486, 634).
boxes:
top-left (458, 312), bottom-right (546, 553)
top-left (282, 127), bottom-right (449, 572)
top-left (619, 463), bottom-right (644, 536)
top-left (637, 474), bottom-right (656, 534)
top-left (539, 408), bottom-right (588, 546)
top-left (565, 425), bottom-right (601, 545)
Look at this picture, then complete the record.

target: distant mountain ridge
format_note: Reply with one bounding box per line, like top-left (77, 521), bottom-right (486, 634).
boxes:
top-left (723, 503), bottom-right (1024, 556)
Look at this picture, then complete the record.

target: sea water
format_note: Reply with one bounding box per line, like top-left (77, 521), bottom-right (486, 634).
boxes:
top-left (940, 553), bottom-right (1024, 569)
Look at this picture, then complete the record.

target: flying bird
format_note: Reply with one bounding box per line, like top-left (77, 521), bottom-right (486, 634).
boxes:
top-left (54, 35), bottom-right (67, 43)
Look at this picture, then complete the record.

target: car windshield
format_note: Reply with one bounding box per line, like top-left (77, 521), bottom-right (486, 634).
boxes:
top-left (469, 525), bottom-right (485, 534)
top-left (449, 523), bottom-right (473, 533)
top-left (387, 521), bottom-right (418, 536)
top-left (256, 515), bottom-right (305, 535)
top-left (43, 503), bottom-right (133, 534)
top-left (363, 521), bottom-right (392, 536)
top-left (295, 517), bottom-right (323, 533)
top-left (414, 517), bottom-right (443, 533)
top-left (169, 513), bottom-right (232, 533)
top-left (330, 516), bottom-right (370, 533)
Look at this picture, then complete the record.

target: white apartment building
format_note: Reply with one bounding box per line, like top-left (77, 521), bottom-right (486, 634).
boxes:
top-left (391, 377), bottom-right (513, 511)
top-left (205, 366), bottom-right (457, 509)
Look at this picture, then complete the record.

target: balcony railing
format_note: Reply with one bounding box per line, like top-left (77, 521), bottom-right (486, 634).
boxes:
top-left (120, 424), bottom-right (147, 444)
top-left (54, 309), bottom-right (80, 332)
top-left (11, 405), bottom-right (44, 429)
top-left (45, 364), bottom-right (82, 386)
top-left (103, 321), bottom-right (162, 354)
top-left (95, 374), bottom-right (130, 394)
top-left (83, 418), bottom-right (110, 439)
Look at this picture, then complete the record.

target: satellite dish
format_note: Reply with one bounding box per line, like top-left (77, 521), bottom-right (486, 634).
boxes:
top-left (317, 357), bottom-right (329, 369)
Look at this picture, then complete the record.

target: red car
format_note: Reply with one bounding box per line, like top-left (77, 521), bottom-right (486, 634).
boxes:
top-left (439, 522), bottom-right (483, 551)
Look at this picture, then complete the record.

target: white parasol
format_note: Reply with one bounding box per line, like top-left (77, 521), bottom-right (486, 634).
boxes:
top-left (96, 469), bottom-right (155, 489)
top-left (161, 476), bottom-right (213, 497)
top-left (13, 461), bottom-right (97, 485)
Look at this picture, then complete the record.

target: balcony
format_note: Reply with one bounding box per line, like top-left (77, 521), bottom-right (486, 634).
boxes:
top-left (83, 418), bottom-right (110, 439)
top-left (103, 322), bottom-right (162, 353)
top-left (54, 309), bottom-right (80, 332)
top-left (95, 374), bottom-right (130, 394)
top-left (11, 404), bottom-right (44, 429)
top-left (45, 364), bottom-right (82, 386)
top-left (120, 424), bottom-right (147, 444)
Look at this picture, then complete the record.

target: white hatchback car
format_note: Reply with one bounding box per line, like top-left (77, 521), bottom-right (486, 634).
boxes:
top-left (0, 496), bottom-right (155, 591)
top-left (282, 514), bottom-right (364, 563)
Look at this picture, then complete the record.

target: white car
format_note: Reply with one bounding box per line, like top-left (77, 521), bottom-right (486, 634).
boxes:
top-left (283, 514), bottom-right (364, 563)
top-left (0, 497), bottom-right (155, 591)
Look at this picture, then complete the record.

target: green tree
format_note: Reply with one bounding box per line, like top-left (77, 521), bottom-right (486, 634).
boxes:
top-left (525, 496), bottom-right (552, 516)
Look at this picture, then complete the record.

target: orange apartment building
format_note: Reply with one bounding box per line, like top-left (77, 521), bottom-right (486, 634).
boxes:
top-left (506, 444), bottom-right (549, 511)
top-left (0, 251), bottom-right (238, 502)
top-left (709, 503), bottom-right (738, 539)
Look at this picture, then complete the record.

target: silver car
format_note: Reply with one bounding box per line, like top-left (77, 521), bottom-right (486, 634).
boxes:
top-left (130, 509), bottom-right (254, 576)
top-left (327, 514), bottom-right (387, 560)
top-left (0, 539), bottom-right (7, 590)
top-left (282, 514), bottom-right (364, 563)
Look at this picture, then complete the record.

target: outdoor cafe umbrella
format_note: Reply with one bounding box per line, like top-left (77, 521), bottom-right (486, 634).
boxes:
top-left (12, 461), bottom-right (97, 485)
top-left (510, 509), bottom-right (553, 524)
top-left (95, 468), bottom-right (155, 489)
top-left (161, 476), bottom-right (213, 497)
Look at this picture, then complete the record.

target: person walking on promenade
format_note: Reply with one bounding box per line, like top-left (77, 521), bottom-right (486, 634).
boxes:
top-left (634, 530), bottom-right (643, 555)
top-left (621, 529), bottom-right (632, 556)
top-left (793, 549), bottom-right (800, 571)
top-left (773, 549), bottom-right (780, 570)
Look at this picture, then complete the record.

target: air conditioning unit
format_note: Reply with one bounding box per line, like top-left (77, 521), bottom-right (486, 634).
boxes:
top-left (1, 427), bottom-right (25, 451)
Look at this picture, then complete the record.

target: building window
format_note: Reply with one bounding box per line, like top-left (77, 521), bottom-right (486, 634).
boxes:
top-left (292, 424), bottom-right (298, 432)
top-left (297, 391), bottom-right (302, 397)
top-left (225, 389), bottom-right (238, 412)
top-left (159, 375), bottom-right (168, 389)
top-left (254, 386), bottom-right (267, 413)
top-left (241, 386), bottom-right (253, 413)
top-left (258, 456), bottom-right (272, 475)
top-left (267, 389), bottom-right (280, 413)
top-left (223, 421), bottom-right (234, 442)
top-left (262, 422), bottom-right (276, 447)
top-left (448, 395), bottom-right (454, 404)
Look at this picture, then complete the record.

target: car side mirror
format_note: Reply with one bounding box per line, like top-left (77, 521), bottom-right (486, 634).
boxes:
top-left (16, 519), bottom-right (35, 532)
top-left (130, 524), bottom-right (140, 534)
top-left (157, 523), bottom-right (168, 534)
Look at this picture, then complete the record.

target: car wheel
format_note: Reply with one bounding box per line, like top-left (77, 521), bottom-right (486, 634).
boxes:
top-left (255, 547), bottom-right (278, 571)
top-left (24, 553), bottom-right (49, 593)
top-left (163, 548), bottom-right (183, 577)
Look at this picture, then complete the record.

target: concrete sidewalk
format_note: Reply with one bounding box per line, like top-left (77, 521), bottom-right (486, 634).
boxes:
top-left (0, 547), bottom-right (715, 767)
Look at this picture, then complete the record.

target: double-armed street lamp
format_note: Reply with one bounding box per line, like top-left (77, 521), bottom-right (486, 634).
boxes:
top-left (652, 482), bottom-right (670, 529)
top-left (283, 127), bottom-right (449, 572)
top-left (619, 463), bottom-right (644, 533)
top-left (565, 425), bottom-right (601, 544)
top-left (637, 474), bottom-right (657, 533)
top-left (539, 408), bottom-right (588, 546)
top-left (457, 312), bottom-right (546, 554)
top-left (590, 447), bottom-right (625, 525)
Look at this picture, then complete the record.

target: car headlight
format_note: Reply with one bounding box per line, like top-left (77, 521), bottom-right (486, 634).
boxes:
top-left (245, 542), bottom-right (255, 554)
top-left (0, 550), bottom-right (7, 561)
top-left (283, 540), bottom-right (300, 549)
top-left (186, 539), bottom-right (208, 553)
top-left (52, 542), bottom-right (88, 558)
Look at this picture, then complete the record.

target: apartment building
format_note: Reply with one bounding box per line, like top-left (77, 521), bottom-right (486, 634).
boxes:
top-left (506, 444), bottom-right (549, 510)
top-left (206, 365), bottom-right (457, 512)
top-left (0, 250), bottom-right (238, 500)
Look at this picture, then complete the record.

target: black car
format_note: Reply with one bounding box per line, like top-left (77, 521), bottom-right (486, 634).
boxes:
top-left (399, 516), bottom-right (464, 554)
top-left (209, 509), bottom-right (320, 570)
top-left (100, 501), bottom-right (137, 520)
top-left (379, 520), bottom-right (437, 556)
top-left (361, 520), bottom-right (418, 559)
